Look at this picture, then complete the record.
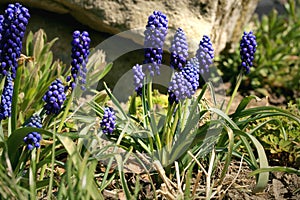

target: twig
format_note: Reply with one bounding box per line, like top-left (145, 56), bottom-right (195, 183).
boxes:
top-left (206, 149), bottom-right (216, 200)
top-left (153, 161), bottom-right (176, 193)
top-left (187, 151), bottom-right (208, 176)
top-left (175, 161), bottom-right (183, 195)
top-left (192, 170), bottom-right (203, 197)
top-left (222, 154), bottom-right (244, 196)
top-left (156, 189), bottom-right (175, 200)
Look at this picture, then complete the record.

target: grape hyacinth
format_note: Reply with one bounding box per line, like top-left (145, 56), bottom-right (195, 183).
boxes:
top-left (42, 79), bottom-right (66, 115)
top-left (0, 15), bottom-right (3, 41)
top-left (182, 57), bottom-right (200, 92)
top-left (168, 72), bottom-right (194, 104)
top-left (100, 107), bottom-right (116, 135)
top-left (133, 64), bottom-right (145, 96)
top-left (0, 3), bottom-right (30, 78)
top-left (66, 30), bottom-right (91, 90)
top-left (144, 11), bottom-right (168, 76)
top-left (196, 35), bottom-right (214, 75)
top-left (239, 31), bottom-right (257, 74)
top-left (23, 114), bottom-right (42, 150)
top-left (0, 74), bottom-right (13, 121)
top-left (170, 28), bottom-right (188, 71)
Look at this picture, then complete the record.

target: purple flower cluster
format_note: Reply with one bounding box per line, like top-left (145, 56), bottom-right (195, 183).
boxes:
top-left (42, 79), bottom-right (66, 115)
top-left (0, 15), bottom-right (3, 41)
top-left (168, 72), bottom-right (194, 104)
top-left (100, 107), bottom-right (116, 135)
top-left (0, 3), bottom-right (30, 78)
top-left (66, 30), bottom-right (91, 90)
top-left (182, 57), bottom-right (200, 91)
top-left (144, 11), bottom-right (168, 76)
top-left (23, 114), bottom-right (42, 150)
top-left (133, 64), bottom-right (145, 96)
top-left (239, 31), bottom-right (257, 74)
top-left (170, 28), bottom-right (188, 71)
top-left (196, 35), bottom-right (214, 75)
top-left (0, 74), bottom-right (13, 121)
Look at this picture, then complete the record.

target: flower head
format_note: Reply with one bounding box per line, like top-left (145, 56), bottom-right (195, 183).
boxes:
top-left (100, 107), bottom-right (116, 135)
top-left (239, 31), bottom-right (257, 74)
top-left (0, 3), bottom-right (30, 78)
top-left (23, 114), bottom-right (42, 150)
top-left (143, 11), bottom-right (168, 76)
top-left (133, 64), bottom-right (145, 96)
top-left (42, 79), bottom-right (66, 115)
top-left (168, 71), bottom-right (193, 104)
top-left (170, 28), bottom-right (188, 71)
top-left (66, 30), bottom-right (91, 91)
top-left (196, 35), bottom-right (214, 75)
top-left (182, 57), bottom-right (200, 92)
top-left (0, 74), bottom-right (13, 121)
top-left (0, 15), bottom-right (4, 41)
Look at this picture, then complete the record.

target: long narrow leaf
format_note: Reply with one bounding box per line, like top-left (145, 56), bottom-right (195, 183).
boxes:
top-left (233, 129), bottom-right (269, 193)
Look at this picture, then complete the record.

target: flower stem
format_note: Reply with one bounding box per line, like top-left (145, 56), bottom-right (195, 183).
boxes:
top-left (11, 63), bottom-right (23, 134)
top-left (57, 90), bottom-right (74, 133)
top-left (225, 71), bottom-right (243, 114)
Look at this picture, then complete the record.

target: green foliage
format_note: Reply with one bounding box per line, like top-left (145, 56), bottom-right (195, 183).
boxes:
top-left (0, 29), bottom-right (111, 199)
top-left (19, 29), bottom-right (64, 125)
top-left (251, 102), bottom-right (300, 167)
top-left (0, 5), bottom-right (300, 198)
top-left (217, 0), bottom-right (300, 100)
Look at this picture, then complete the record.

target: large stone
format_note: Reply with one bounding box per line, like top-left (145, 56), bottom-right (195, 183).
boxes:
top-left (0, 0), bottom-right (258, 55)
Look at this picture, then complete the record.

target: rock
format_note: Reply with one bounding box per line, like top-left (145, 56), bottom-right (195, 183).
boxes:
top-left (0, 0), bottom-right (258, 55)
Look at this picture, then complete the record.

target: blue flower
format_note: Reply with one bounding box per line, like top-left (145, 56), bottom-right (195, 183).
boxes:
top-left (196, 35), bottom-right (214, 75)
top-left (0, 3), bottom-right (30, 78)
top-left (23, 114), bottom-right (42, 150)
top-left (100, 107), bottom-right (116, 135)
top-left (43, 79), bottom-right (66, 115)
top-left (66, 30), bottom-right (91, 91)
top-left (144, 11), bottom-right (168, 76)
top-left (182, 57), bottom-right (200, 92)
top-left (170, 28), bottom-right (188, 71)
top-left (0, 15), bottom-right (4, 42)
top-left (168, 71), bottom-right (193, 104)
top-left (239, 31), bottom-right (257, 74)
top-left (133, 64), bottom-right (145, 96)
top-left (0, 74), bottom-right (13, 121)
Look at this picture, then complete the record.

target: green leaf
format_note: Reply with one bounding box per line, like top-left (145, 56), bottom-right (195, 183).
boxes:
top-left (250, 166), bottom-right (300, 176)
top-left (6, 127), bottom-right (53, 167)
top-left (33, 29), bottom-right (45, 59)
top-left (232, 95), bottom-right (260, 119)
top-left (97, 62), bottom-right (113, 81)
top-left (104, 82), bottom-right (128, 120)
top-left (233, 129), bottom-right (269, 193)
top-left (231, 106), bottom-right (300, 124)
top-left (115, 155), bottom-right (133, 199)
top-left (26, 31), bottom-right (34, 56)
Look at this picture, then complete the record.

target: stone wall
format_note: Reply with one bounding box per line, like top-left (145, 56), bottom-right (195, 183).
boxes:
top-left (0, 0), bottom-right (259, 55)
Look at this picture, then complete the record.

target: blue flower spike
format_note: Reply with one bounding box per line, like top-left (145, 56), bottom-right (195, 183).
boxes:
top-left (66, 30), bottom-right (91, 91)
top-left (100, 107), bottom-right (116, 135)
top-left (23, 114), bottom-right (42, 150)
top-left (0, 74), bottom-right (13, 121)
top-left (170, 28), bottom-right (188, 71)
top-left (196, 35), bottom-right (214, 75)
top-left (133, 64), bottom-right (145, 96)
top-left (182, 57), bottom-right (200, 92)
top-left (0, 3), bottom-right (30, 78)
top-left (42, 79), bottom-right (67, 115)
top-left (239, 31), bottom-right (257, 74)
top-left (168, 71), bottom-right (194, 104)
top-left (143, 11), bottom-right (168, 76)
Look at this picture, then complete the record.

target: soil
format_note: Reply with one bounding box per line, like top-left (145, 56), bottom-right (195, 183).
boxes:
top-left (221, 161), bottom-right (300, 200)
top-left (100, 159), bottom-right (300, 199)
